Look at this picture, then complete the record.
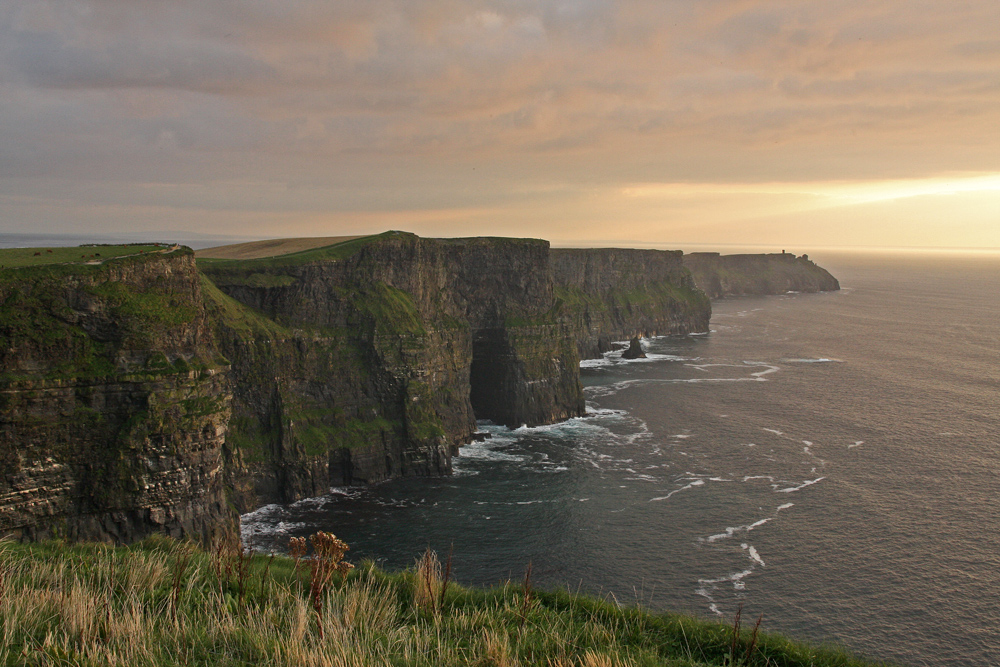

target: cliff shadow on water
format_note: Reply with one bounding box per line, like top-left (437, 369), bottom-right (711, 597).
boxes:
top-left (0, 232), bottom-right (840, 545)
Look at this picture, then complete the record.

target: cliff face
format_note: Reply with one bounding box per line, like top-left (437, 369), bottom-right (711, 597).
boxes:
top-left (200, 233), bottom-right (586, 507)
top-left (683, 252), bottom-right (840, 299)
top-left (0, 250), bottom-right (232, 544)
top-left (552, 248), bottom-right (711, 359)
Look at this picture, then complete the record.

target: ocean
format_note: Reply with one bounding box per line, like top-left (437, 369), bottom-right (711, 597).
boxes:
top-left (242, 251), bottom-right (1000, 667)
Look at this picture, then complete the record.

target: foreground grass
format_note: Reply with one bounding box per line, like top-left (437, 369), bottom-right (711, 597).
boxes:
top-left (0, 537), bottom-right (889, 667)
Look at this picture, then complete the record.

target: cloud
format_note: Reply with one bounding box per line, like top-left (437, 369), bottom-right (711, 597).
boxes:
top-left (1, 0), bottom-right (999, 245)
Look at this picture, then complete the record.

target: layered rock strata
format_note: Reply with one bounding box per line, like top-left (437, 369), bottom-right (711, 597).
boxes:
top-left (200, 233), bottom-right (585, 505)
top-left (0, 250), bottom-right (232, 544)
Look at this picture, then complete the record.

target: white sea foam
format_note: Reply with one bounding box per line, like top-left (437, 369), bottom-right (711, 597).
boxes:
top-left (328, 486), bottom-right (362, 498)
top-left (762, 428), bottom-right (784, 436)
top-left (774, 477), bottom-right (825, 493)
top-left (705, 517), bottom-right (773, 543)
top-left (698, 568), bottom-right (755, 589)
top-left (696, 563), bottom-right (760, 614)
top-left (781, 358), bottom-right (843, 363)
top-left (747, 545), bottom-right (766, 566)
top-left (649, 478), bottom-right (705, 501)
top-left (585, 407), bottom-right (628, 418)
top-left (625, 474), bottom-right (659, 483)
top-left (457, 440), bottom-right (527, 463)
top-left (579, 341), bottom-right (692, 369)
top-left (848, 441), bottom-right (864, 449)
top-left (291, 495), bottom-right (335, 509)
top-left (579, 357), bottom-right (613, 369)
top-left (749, 363), bottom-right (780, 378)
top-left (240, 503), bottom-right (308, 551)
top-left (241, 503), bottom-right (284, 524)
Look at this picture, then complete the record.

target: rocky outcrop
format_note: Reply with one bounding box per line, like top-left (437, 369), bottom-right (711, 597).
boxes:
top-left (0, 250), bottom-right (233, 544)
top-left (683, 252), bottom-right (840, 299)
top-left (621, 337), bottom-right (646, 359)
top-left (551, 248), bottom-right (711, 359)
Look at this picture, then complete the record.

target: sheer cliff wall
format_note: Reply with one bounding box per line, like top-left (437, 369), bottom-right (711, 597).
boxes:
top-left (683, 252), bottom-right (840, 299)
top-left (200, 233), bottom-right (586, 508)
top-left (551, 248), bottom-right (711, 359)
top-left (0, 249), bottom-right (232, 544)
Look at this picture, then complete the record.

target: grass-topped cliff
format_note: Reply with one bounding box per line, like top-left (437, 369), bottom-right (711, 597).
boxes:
top-left (198, 231), bottom-right (586, 507)
top-left (0, 536), bottom-right (887, 667)
top-left (682, 253), bottom-right (840, 299)
top-left (0, 246), bottom-right (232, 544)
top-left (0, 245), bottom-right (218, 384)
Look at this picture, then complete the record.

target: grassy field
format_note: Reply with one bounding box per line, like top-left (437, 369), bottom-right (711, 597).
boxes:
top-left (0, 245), bottom-right (171, 268)
top-left (0, 536), bottom-right (891, 667)
top-left (195, 232), bottom-right (406, 270)
top-left (195, 236), bottom-right (364, 260)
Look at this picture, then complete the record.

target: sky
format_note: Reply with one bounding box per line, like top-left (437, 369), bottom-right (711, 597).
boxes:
top-left (1, 1), bottom-right (999, 250)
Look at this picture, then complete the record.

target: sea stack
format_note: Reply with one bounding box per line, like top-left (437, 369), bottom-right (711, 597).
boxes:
top-left (621, 337), bottom-right (647, 359)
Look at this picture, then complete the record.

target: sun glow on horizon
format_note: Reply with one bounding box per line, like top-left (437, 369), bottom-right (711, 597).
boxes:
top-left (621, 173), bottom-right (1000, 206)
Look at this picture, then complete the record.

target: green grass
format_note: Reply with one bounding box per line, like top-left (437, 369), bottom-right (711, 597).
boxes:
top-left (0, 245), bottom-right (171, 269)
top-left (196, 232), bottom-right (401, 270)
top-left (0, 537), bottom-right (891, 667)
top-left (347, 281), bottom-right (426, 336)
top-left (198, 275), bottom-right (290, 340)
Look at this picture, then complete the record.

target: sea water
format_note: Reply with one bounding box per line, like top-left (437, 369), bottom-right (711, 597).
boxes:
top-left (242, 252), bottom-right (1000, 667)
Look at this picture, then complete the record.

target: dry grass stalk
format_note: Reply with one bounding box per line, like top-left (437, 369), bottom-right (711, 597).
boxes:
top-left (743, 613), bottom-right (763, 665)
top-left (169, 544), bottom-right (193, 621)
top-left (439, 544), bottom-right (453, 615)
top-left (289, 536), bottom-right (307, 573)
top-left (728, 602), bottom-right (763, 666)
top-left (518, 561), bottom-right (534, 630)
top-left (729, 602), bottom-right (743, 665)
top-left (414, 547), bottom-right (441, 616)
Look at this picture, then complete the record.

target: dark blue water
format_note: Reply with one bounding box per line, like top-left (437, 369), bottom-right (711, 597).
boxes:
top-left (243, 252), bottom-right (1000, 667)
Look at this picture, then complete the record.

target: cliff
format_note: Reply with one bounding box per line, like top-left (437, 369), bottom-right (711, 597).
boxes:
top-left (551, 248), bottom-right (711, 358)
top-left (1, 235), bottom-right (841, 545)
top-left (683, 252), bottom-right (840, 298)
top-left (0, 248), bottom-right (232, 544)
top-left (199, 232), bottom-right (585, 507)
